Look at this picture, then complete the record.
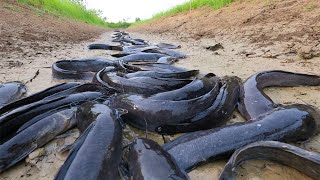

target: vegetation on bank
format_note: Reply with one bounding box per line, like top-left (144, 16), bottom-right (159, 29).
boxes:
top-left (17, 0), bottom-right (235, 27)
top-left (134, 0), bottom-right (235, 25)
top-left (17, 0), bottom-right (131, 28)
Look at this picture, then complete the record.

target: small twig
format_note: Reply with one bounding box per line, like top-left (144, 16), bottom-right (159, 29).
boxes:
top-left (25, 69), bottom-right (40, 84)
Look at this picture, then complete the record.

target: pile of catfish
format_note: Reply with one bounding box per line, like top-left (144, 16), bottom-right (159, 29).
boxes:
top-left (1, 31), bottom-right (320, 180)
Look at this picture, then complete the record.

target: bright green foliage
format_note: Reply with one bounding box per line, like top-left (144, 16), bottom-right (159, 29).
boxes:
top-left (17, 0), bottom-right (131, 28)
top-left (134, 0), bottom-right (235, 25)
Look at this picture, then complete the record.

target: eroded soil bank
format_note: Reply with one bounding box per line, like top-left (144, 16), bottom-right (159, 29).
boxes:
top-left (0, 0), bottom-right (106, 63)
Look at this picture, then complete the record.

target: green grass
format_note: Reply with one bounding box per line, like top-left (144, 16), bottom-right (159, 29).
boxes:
top-left (17, 0), bottom-right (131, 28)
top-left (107, 22), bottom-right (132, 28)
top-left (134, 0), bottom-right (235, 25)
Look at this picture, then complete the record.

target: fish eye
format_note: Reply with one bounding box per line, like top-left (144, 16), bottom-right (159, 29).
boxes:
top-left (156, 126), bottom-right (162, 132)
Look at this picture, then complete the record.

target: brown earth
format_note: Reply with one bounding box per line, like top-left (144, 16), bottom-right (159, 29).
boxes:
top-left (0, 0), bottom-right (320, 180)
top-left (130, 0), bottom-right (320, 60)
top-left (0, 0), bottom-right (106, 63)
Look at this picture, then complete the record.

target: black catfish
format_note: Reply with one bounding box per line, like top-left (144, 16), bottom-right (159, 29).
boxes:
top-left (163, 104), bottom-right (319, 171)
top-left (52, 59), bottom-right (116, 79)
top-left (93, 69), bottom-right (167, 96)
top-left (127, 76), bottom-right (193, 91)
top-left (112, 38), bottom-right (145, 45)
top-left (122, 45), bottom-right (149, 51)
top-left (112, 81), bottom-right (220, 132)
top-left (12, 84), bottom-right (113, 134)
top-left (157, 56), bottom-right (179, 64)
top-left (55, 103), bottom-right (123, 180)
top-left (117, 53), bottom-right (167, 63)
top-left (156, 76), bottom-right (241, 134)
top-left (143, 48), bottom-right (187, 59)
top-left (219, 141), bottom-right (320, 180)
top-left (0, 82), bottom-right (27, 107)
top-left (88, 44), bottom-right (123, 51)
top-left (122, 62), bottom-right (188, 73)
top-left (238, 70), bottom-right (320, 120)
top-left (15, 83), bottom-right (112, 132)
top-left (0, 92), bottom-right (107, 143)
top-left (42, 83), bottom-right (115, 101)
top-left (0, 82), bottom-right (80, 115)
top-left (0, 107), bottom-right (77, 173)
top-left (124, 70), bottom-right (199, 79)
top-left (117, 46), bottom-right (159, 55)
top-left (150, 73), bottom-right (218, 101)
top-left (127, 138), bottom-right (189, 180)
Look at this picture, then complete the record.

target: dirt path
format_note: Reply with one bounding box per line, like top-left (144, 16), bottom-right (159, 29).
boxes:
top-left (0, 30), bottom-right (319, 179)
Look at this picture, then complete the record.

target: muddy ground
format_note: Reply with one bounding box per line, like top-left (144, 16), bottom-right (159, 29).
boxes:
top-left (1, 0), bottom-right (320, 179)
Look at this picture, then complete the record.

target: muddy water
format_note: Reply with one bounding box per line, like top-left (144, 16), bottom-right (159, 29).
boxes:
top-left (0, 31), bottom-right (319, 180)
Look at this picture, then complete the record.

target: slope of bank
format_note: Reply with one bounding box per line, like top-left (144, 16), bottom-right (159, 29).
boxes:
top-left (0, 0), bottom-right (106, 62)
top-left (130, 0), bottom-right (320, 59)
top-left (17, 0), bottom-right (107, 26)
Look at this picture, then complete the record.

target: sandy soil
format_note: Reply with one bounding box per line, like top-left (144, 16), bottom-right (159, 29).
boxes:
top-left (1, 0), bottom-right (320, 179)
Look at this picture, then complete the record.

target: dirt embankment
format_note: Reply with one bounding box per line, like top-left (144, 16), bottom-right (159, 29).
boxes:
top-left (130, 0), bottom-right (320, 60)
top-left (0, 0), bottom-right (106, 62)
